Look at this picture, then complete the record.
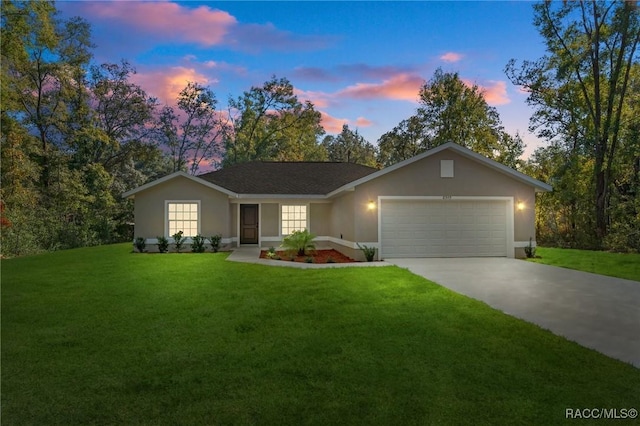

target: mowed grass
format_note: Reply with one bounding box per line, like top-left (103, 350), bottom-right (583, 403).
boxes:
top-left (530, 247), bottom-right (640, 282)
top-left (2, 244), bottom-right (638, 425)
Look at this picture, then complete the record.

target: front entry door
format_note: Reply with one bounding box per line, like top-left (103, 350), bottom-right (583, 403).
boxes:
top-left (240, 204), bottom-right (259, 244)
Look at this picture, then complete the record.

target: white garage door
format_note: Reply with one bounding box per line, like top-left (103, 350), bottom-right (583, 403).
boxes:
top-left (381, 199), bottom-right (508, 258)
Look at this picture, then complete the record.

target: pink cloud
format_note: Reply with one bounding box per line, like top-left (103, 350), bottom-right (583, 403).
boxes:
top-left (319, 112), bottom-right (374, 134)
top-left (338, 73), bottom-right (423, 102)
top-left (70, 2), bottom-right (333, 54)
top-left (294, 88), bottom-right (331, 108)
top-left (462, 79), bottom-right (510, 106)
top-left (132, 67), bottom-right (210, 104)
top-left (440, 52), bottom-right (464, 63)
top-left (82, 2), bottom-right (236, 46)
top-left (355, 117), bottom-right (373, 127)
top-left (320, 112), bottom-right (349, 133)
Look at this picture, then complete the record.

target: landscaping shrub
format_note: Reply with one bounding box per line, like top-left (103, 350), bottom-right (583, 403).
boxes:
top-left (208, 234), bottom-right (222, 252)
top-left (172, 231), bottom-right (185, 253)
top-left (266, 247), bottom-right (278, 259)
top-left (157, 236), bottom-right (169, 253)
top-left (282, 229), bottom-right (316, 256)
top-left (191, 234), bottom-right (206, 253)
top-left (524, 237), bottom-right (536, 258)
top-left (134, 237), bottom-right (146, 253)
top-left (357, 243), bottom-right (377, 262)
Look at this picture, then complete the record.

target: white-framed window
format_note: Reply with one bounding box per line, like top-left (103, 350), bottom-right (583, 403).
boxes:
top-left (166, 201), bottom-right (200, 237)
top-left (281, 204), bottom-right (307, 235)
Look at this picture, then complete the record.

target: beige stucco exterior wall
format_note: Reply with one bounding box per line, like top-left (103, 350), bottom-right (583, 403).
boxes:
top-left (309, 203), bottom-right (331, 236)
top-left (351, 150), bottom-right (537, 257)
top-left (328, 192), bottom-right (355, 242)
top-left (261, 203), bottom-right (279, 237)
top-left (133, 176), bottom-right (230, 239)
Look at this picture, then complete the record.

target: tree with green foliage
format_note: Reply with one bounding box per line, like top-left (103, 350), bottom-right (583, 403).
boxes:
top-left (223, 76), bottom-right (326, 166)
top-left (376, 68), bottom-right (524, 169)
top-left (506, 1), bottom-right (640, 246)
top-left (377, 116), bottom-right (428, 167)
top-left (1, 0), bottom-right (93, 187)
top-left (1, 1), bottom-right (173, 256)
top-left (321, 124), bottom-right (378, 167)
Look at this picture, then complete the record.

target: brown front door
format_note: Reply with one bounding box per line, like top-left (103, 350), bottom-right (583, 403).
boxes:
top-left (240, 204), bottom-right (259, 244)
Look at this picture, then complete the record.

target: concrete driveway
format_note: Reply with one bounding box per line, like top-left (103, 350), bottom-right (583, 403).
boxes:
top-left (387, 258), bottom-right (640, 368)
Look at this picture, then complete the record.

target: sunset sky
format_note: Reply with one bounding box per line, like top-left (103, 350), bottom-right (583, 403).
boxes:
top-left (59, 1), bottom-right (548, 158)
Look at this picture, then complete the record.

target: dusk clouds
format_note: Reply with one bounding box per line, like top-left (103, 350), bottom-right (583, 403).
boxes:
top-left (58, 1), bottom-right (539, 151)
top-left (67, 1), bottom-right (334, 53)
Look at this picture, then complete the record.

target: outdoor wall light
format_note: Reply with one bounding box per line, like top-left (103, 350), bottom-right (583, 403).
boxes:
top-left (517, 202), bottom-right (526, 211)
top-left (367, 200), bottom-right (376, 211)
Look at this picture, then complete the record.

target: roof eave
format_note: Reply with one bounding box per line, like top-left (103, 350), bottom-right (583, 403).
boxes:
top-left (233, 193), bottom-right (328, 199)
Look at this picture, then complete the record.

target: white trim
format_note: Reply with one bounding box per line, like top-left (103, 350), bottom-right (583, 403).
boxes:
top-left (261, 236), bottom-right (282, 242)
top-left (318, 236), bottom-right (379, 250)
top-left (378, 196), bottom-right (514, 259)
top-left (123, 171), bottom-right (237, 198)
top-left (327, 142), bottom-right (553, 197)
top-left (229, 198), bottom-right (332, 204)
top-left (164, 200), bottom-right (201, 238)
top-left (235, 194), bottom-right (326, 199)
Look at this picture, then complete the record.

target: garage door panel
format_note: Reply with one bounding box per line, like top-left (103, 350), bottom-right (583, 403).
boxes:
top-left (381, 200), bottom-right (508, 258)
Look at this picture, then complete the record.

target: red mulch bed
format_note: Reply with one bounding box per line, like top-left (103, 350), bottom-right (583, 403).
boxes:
top-left (259, 249), bottom-right (357, 264)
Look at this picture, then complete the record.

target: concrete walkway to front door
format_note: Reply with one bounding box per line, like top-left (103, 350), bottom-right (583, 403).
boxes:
top-left (387, 258), bottom-right (640, 368)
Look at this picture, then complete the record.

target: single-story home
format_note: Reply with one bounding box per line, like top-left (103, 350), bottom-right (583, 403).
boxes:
top-left (123, 142), bottom-right (552, 260)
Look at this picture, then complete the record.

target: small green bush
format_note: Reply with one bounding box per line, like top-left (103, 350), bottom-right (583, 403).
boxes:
top-left (357, 243), bottom-right (376, 262)
top-left (134, 237), bottom-right (146, 253)
top-left (172, 231), bottom-right (185, 253)
top-left (282, 229), bottom-right (316, 256)
top-left (191, 234), bottom-right (206, 253)
top-left (208, 234), bottom-right (222, 252)
top-left (266, 247), bottom-right (278, 259)
top-left (157, 236), bottom-right (169, 253)
top-left (305, 256), bottom-right (314, 263)
top-left (524, 237), bottom-right (536, 258)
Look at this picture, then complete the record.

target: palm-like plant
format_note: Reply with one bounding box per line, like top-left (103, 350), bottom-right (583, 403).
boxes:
top-left (282, 229), bottom-right (316, 256)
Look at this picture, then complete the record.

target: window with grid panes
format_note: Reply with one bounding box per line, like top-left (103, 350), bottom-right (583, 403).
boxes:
top-left (167, 202), bottom-right (199, 237)
top-left (281, 205), bottom-right (307, 235)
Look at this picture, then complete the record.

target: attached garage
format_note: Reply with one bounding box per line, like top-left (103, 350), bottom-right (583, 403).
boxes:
top-left (380, 197), bottom-right (511, 258)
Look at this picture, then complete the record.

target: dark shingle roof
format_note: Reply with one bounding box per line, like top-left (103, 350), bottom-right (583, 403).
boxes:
top-left (198, 161), bottom-right (378, 195)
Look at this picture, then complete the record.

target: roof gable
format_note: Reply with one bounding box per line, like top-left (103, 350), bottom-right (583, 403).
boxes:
top-left (122, 171), bottom-right (237, 199)
top-left (327, 142), bottom-right (552, 196)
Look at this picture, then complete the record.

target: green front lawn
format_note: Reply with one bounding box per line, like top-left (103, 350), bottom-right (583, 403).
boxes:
top-left (530, 247), bottom-right (640, 282)
top-left (2, 244), bottom-right (638, 424)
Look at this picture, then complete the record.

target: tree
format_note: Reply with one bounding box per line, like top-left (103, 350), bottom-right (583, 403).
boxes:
top-left (72, 61), bottom-right (158, 171)
top-left (223, 76), bottom-right (326, 166)
top-left (158, 82), bottom-right (226, 173)
top-left (322, 124), bottom-right (378, 167)
top-left (377, 115), bottom-right (428, 167)
top-left (506, 1), bottom-right (640, 243)
top-left (377, 69), bottom-right (524, 168)
top-left (1, 0), bottom-right (93, 187)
